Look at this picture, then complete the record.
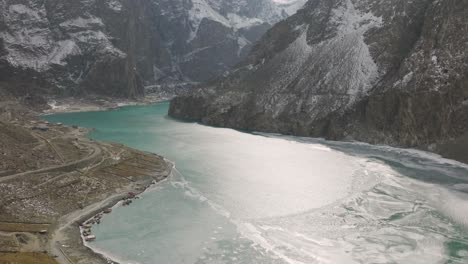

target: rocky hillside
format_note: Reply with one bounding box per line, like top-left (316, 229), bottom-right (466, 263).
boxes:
top-left (161, 0), bottom-right (306, 83)
top-left (0, 0), bottom-right (304, 98)
top-left (169, 0), bottom-right (468, 162)
top-left (0, 0), bottom-right (149, 97)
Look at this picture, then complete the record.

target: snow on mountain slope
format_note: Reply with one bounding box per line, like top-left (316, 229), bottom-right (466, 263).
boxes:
top-left (276, 0), bottom-right (307, 16)
top-left (245, 0), bottom-right (383, 117)
top-left (188, 0), bottom-right (305, 39)
top-left (189, 0), bottom-right (231, 39)
top-left (162, 0), bottom-right (303, 83)
top-left (170, 0), bottom-right (386, 120)
top-left (0, 0), bottom-right (151, 97)
top-left (0, 3), bottom-right (121, 72)
top-left (0, 0), bottom-right (301, 97)
top-left (170, 0), bottom-right (468, 162)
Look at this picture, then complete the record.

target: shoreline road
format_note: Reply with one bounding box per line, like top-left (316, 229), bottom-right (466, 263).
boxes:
top-left (0, 140), bottom-right (102, 184)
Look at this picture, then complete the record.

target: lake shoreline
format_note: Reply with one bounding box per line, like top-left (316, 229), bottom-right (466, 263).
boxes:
top-left (50, 164), bottom-right (173, 264)
top-left (42, 101), bottom-right (468, 264)
top-left (0, 96), bottom-right (175, 264)
top-left (43, 94), bottom-right (169, 115)
top-left (39, 101), bottom-right (174, 264)
top-left (79, 173), bottom-right (172, 264)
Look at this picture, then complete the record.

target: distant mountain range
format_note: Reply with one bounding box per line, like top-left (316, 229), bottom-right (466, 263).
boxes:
top-left (0, 0), bottom-right (305, 97)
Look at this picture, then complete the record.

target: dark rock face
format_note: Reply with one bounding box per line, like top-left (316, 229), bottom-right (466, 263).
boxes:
top-left (169, 0), bottom-right (468, 162)
top-left (0, 0), bottom-right (151, 98)
top-left (155, 0), bottom-right (306, 84)
top-left (0, 0), bottom-right (305, 98)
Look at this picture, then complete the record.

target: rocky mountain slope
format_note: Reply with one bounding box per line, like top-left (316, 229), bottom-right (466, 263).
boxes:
top-left (163, 0), bottom-right (306, 83)
top-left (0, 0), bottom-right (148, 97)
top-left (169, 0), bottom-right (468, 162)
top-left (0, 0), bottom-right (304, 98)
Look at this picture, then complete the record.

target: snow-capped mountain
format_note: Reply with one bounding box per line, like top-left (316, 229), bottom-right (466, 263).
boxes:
top-left (169, 0), bottom-right (468, 161)
top-left (0, 0), bottom-right (305, 97)
top-left (157, 0), bottom-right (306, 83)
top-left (275, 0), bottom-right (307, 16)
top-left (0, 0), bottom-right (158, 97)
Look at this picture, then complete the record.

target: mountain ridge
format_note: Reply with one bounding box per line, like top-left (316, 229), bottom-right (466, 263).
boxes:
top-left (169, 0), bottom-right (468, 163)
top-left (0, 0), bottom-right (305, 98)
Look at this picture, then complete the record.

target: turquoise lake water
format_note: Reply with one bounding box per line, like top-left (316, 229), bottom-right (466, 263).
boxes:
top-left (45, 102), bottom-right (468, 264)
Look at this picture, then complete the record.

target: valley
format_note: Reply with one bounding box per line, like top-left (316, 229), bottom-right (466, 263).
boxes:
top-left (0, 0), bottom-right (467, 263)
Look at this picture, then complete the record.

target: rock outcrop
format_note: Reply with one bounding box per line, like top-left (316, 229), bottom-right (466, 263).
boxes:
top-left (150, 0), bottom-right (306, 84)
top-left (0, 0), bottom-right (152, 97)
top-left (169, 0), bottom-right (468, 162)
top-left (0, 0), bottom-right (305, 98)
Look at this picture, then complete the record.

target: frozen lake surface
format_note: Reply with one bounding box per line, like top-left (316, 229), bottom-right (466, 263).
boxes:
top-left (45, 102), bottom-right (468, 264)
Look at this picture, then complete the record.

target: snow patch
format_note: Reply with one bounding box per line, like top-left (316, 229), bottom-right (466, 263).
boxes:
top-left (107, 0), bottom-right (122, 12)
top-left (188, 0), bottom-right (297, 42)
top-left (1, 3), bottom-right (121, 71)
top-left (324, 0), bottom-right (382, 98)
top-left (49, 40), bottom-right (82, 65)
top-left (60, 17), bottom-right (104, 30)
top-left (265, 28), bottom-right (313, 116)
top-left (226, 13), bottom-right (264, 29)
top-left (8, 4), bottom-right (42, 20)
top-left (401, 71), bottom-right (414, 86)
top-left (2, 37), bottom-right (81, 70)
top-left (260, 0), bottom-right (383, 117)
top-left (276, 0), bottom-right (307, 16)
top-left (189, 0), bottom-right (231, 40)
top-left (331, 0), bottom-right (383, 35)
top-left (237, 36), bottom-right (250, 56)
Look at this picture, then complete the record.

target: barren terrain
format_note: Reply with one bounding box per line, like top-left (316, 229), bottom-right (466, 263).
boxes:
top-left (0, 98), bottom-right (172, 264)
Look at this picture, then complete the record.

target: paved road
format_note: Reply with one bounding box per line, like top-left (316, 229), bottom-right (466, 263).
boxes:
top-left (0, 140), bottom-right (102, 183)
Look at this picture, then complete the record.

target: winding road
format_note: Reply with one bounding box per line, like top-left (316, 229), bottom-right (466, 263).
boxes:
top-left (0, 139), bottom-right (101, 184)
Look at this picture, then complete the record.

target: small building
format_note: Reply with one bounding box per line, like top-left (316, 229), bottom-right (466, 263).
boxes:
top-left (32, 124), bottom-right (49, 131)
top-left (84, 235), bottom-right (96, 242)
top-left (82, 223), bottom-right (92, 229)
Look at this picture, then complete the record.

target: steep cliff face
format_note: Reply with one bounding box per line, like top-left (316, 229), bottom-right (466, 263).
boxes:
top-left (169, 0), bottom-right (468, 162)
top-left (0, 0), bottom-right (305, 98)
top-left (0, 0), bottom-right (156, 97)
top-left (153, 0), bottom-right (306, 83)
